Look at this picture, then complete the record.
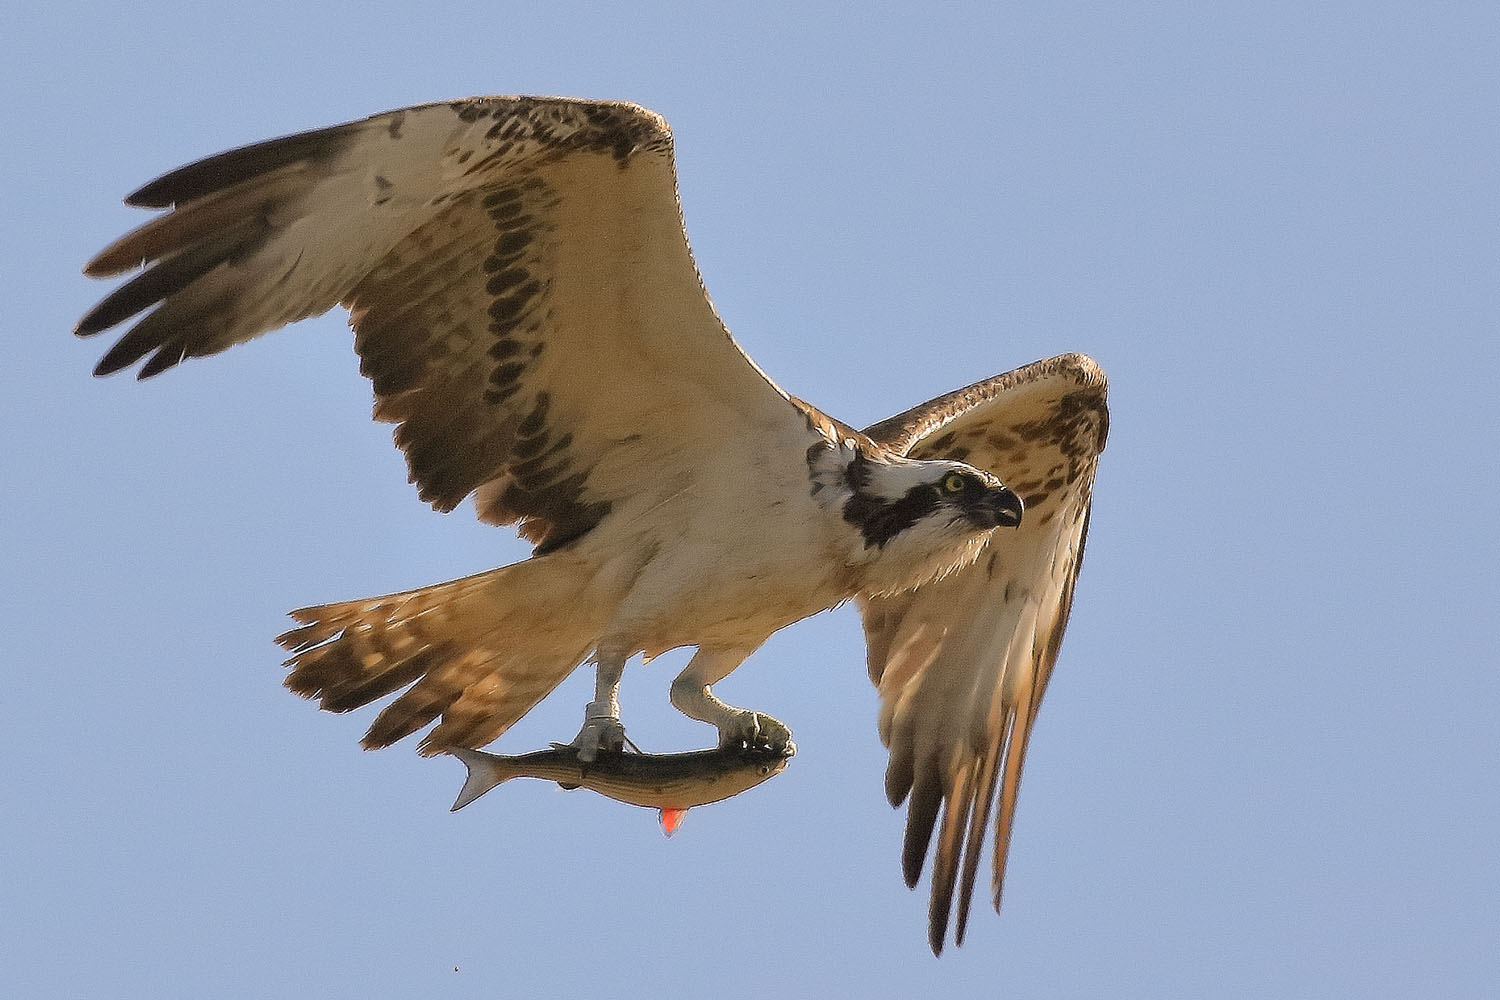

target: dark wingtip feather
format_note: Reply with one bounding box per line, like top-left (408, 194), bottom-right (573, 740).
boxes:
top-left (82, 255), bottom-right (127, 280)
top-left (928, 923), bottom-right (946, 957)
top-left (125, 124), bottom-right (356, 208)
top-left (954, 743), bottom-right (1005, 947)
top-left (927, 768), bottom-right (979, 957)
top-left (885, 748), bottom-right (914, 808)
top-left (138, 344), bottom-right (188, 379)
top-left (92, 325), bottom-right (157, 377)
top-left (77, 228), bottom-right (249, 338)
top-left (902, 778), bottom-right (942, 889)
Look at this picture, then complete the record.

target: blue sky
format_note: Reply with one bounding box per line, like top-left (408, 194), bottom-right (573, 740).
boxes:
top-left (5, 3), bottom-right (1497, 996)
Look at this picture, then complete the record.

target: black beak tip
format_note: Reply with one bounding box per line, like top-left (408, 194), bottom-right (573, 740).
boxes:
top-left (993, 487), bottom-right (1024, 528)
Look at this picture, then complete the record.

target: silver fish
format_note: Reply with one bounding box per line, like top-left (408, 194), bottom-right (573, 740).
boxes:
top-left (446, 742), bottom-right (794, 834)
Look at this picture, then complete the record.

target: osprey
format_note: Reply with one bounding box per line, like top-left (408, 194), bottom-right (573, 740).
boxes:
top-left (77, 97), bottom-right (1108, 953)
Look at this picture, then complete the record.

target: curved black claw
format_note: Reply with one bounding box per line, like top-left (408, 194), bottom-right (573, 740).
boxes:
top-left (719, 711), bottom-right (794, 757)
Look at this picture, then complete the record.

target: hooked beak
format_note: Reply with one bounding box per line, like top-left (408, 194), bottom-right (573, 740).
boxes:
top-left (972, 485), bottom-right (1024, 529)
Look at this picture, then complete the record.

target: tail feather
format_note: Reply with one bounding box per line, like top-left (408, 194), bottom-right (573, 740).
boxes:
top-left (318, 646), bottom-right (448, 714)
top-left (278, 554), bottom-right (608, 755)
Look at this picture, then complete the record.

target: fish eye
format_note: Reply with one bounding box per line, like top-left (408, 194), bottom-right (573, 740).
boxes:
top-left (942, 472), bottom-right (968, 494)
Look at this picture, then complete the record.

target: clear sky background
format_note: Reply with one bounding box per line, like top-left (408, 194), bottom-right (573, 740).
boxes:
top-left (5, 3), bottom-right (1497, 997)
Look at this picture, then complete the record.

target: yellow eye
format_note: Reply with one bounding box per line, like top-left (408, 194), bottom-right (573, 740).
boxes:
top-left (942, 472), bottom-right (967, 494)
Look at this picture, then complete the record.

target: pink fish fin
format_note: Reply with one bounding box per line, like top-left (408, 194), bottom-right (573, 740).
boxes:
top-left (658, 807), bottom-right (689, 837)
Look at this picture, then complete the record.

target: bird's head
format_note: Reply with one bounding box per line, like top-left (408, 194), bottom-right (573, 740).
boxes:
top-left (824, 447), bottom-right (1023, 593)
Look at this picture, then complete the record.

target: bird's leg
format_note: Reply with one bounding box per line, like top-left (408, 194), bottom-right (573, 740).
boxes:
top-left (569, 651), bottom-right (627, 763)
top-left (670, 646), bottom-right (794, 754)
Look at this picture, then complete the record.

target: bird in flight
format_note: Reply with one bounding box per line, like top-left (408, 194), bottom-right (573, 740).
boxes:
top-left (77, 96), bottom-right (1108, 953)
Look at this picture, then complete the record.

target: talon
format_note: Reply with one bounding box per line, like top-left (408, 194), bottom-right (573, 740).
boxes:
top-left (718, 711), bottom-right (792, 753)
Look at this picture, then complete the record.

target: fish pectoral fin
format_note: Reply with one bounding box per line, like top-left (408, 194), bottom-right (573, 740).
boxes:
top-left (659, 807), bottom-right (689, 837)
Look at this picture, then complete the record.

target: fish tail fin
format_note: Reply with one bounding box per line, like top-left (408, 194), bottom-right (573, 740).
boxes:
top-left (277, 552), bottom-right (616, 754)
top-left (446, 747), bottom-right (517, 812)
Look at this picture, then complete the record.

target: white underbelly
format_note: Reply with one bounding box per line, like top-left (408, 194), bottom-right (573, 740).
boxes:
top-left (641, 564), bottom-right (841, 653)
top-left (595, 485), bottom-right (850, 656)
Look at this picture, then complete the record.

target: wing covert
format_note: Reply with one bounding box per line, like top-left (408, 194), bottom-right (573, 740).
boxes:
top-left (860, 353), bottom-right (1107, 952)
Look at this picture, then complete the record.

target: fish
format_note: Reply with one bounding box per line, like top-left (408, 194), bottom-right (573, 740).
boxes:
top-left (445, 741), bottom-right (795, 835)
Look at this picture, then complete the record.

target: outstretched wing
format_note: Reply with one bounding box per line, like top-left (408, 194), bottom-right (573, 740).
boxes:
top-left (860, 353), bottom-right (1108, 953)
top-left (77, 96), bottom-right (795, 552)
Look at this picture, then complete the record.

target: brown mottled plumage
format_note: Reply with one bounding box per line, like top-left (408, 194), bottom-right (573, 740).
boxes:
top-left (78, 97), bottom-right (1108, 954)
